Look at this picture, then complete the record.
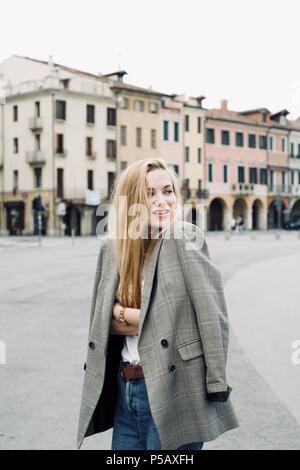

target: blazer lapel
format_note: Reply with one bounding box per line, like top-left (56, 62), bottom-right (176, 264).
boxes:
top-left (138, 235), bottom-right (164, 338)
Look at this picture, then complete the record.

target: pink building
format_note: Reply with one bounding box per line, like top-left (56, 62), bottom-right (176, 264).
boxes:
top-left (203, 100), bottom-right (292, 231)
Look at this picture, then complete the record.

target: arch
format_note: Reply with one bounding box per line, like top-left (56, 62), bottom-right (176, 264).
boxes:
top-left (290, 199), bottom-right (300, 220)
top-left (252, 199), bottom-right (263, 230)
top-left (268, 199), bottom-right (287, 229)
top-left (208, 198), bottom-right (227, 231)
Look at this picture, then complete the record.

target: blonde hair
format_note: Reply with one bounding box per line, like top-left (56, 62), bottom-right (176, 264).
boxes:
top-left (107, 158), bottom-right (183, 309)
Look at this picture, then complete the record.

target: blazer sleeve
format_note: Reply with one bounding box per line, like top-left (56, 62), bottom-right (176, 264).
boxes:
top-left (88, 238), bottom-right (105, 334)
top-left (174, 222), bottom-right (232, 402)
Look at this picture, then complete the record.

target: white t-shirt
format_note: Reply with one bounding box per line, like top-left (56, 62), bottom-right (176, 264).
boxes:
top-left (116, 278), bottom-right (144, 365)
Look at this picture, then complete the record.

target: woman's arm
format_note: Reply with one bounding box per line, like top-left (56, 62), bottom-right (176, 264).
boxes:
top-left (113, 302), bottom-right (141, 328)
top-left (109, 318), bottom-right (139, 336)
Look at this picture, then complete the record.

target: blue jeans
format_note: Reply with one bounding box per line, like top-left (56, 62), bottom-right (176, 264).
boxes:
top-left (111, 366), bottom-right (204, 451)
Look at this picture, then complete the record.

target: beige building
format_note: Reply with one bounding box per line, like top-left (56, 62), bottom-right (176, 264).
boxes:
top-left (0, 55), bottom-right (118, 236)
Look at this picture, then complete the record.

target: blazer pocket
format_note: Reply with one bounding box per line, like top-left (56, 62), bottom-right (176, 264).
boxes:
top-left (177, 338), bottom-right (204, 361)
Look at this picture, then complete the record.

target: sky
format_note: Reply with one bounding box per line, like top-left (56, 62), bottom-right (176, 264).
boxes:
top-left (1, 0), bottom-right (300, 118)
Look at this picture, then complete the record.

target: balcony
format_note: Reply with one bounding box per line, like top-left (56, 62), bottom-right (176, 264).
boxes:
top-left (268, 184), bottom-right (292, 195)
top-left (86, 152), bottom-right (97, 160)
top-left (29, 117), bottom-right (43, 131)
top-left (181, 187), bottom-right (209, 200)
top-left (232, 183), bottom-right (255, 194)
top-left (55, 149), bottom-right (68, 158)
top-left (26, 150), bottom-right (47, 166)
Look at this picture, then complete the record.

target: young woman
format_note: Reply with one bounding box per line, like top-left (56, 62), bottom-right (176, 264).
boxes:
top-left (77, 158), bottom-right (239, 450)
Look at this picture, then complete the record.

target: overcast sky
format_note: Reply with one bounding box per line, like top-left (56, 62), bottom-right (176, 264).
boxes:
top-left (1, 0), bottom-right (300, 118)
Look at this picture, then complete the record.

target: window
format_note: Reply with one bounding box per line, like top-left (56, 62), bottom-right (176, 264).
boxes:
top-left (151, 129), bottom-right (156, 149)
top-left (223, 165), bottom-right (228, 183)
top-left (206, 128), bottom-right (215, 144)
top-left (136, 127), bottom-right (142, 147)
top-left (57, 168), bottom-right (64, 198)
top-left (281, 138), bottom-right (286, 152)
top-left (56, 134), bottom-right (64, 153)
top-left (259, 135), bottom-right (267, 150)
top-left (235, 132), bottom-right (244, 147)
top-left (108, 172), bottom-right (115, 197)
top-left (185, 146), bottom-right (190, 162)
top-left (282, 171), bottom-right (285, 186)
top-left (291, 142), bottom-right (294, 157)
top-left (35, 134), bottom-right (41, 151)
top-left (298, 144), bottom-right (300, 158)
top-left (119, 97), bottom-right (129, 109)
top-left (260, 168), bottom-right (268, 185)
top-left (56, 100), bottom-right (66, 120)
top-left (163, 121), bottom-right (169, 141)
top-left (238, 166), bottom-right (245, 183)
top-left (134, 100), bottom-right (145, 112)
top-left (185, 115), bottom-right (189, 132)
top-left (86, 137), bottom-right (93, 156)
top-left (174, 122), bottom-right (179, 142)
top-left (269, 136), bottom-right (274, 151)
top-left (149, 102), bottom-right (158, 113)
top-left (106, 140), bottom-right (116, 159)
top-left (197, 117), bottom-right (202, 133)
top-left (35, 101), bottom-right (40, 118)
top-left (87, 104), bottom-right (95, 124)
top-left (13, 105), bottom-right (18, 122)
top-left (249, 167), bottom-right (257, 184)
top-left (173, 164), bottom-right (179, 175)
top-left (298, 171), bottom-right (300, 184)
top-left (121, 161), bottom-right (127, 171)
top-left (291, 171), bottom-right (294, 185)
top-left (197, 148), bottom-right (202, 163)
top-left (221, 130), bottom-right (230, 145)
top-left (107, 107), bottom-right (116, 126)
top-left (13, 138), bottom-right (19, 153)
top-left (13, 170), bottom-right (18, 190)
top-left (248, 134), bottom-right (256, 148)
top-left (120, 125), bottom-right (127, 146)
top-left (34, 167), bottom-right (42, 188)
top-left (87, 170), bottom-right (93, 190)
top-left (208, 163), bottom-right (213, 182)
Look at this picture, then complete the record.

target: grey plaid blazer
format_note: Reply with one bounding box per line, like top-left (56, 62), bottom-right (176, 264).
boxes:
top-left (77, 221), bottom-right (239, 450)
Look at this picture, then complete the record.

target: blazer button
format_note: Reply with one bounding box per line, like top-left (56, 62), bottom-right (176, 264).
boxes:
top-left (169, 364), bottom-right (176, 373)
top-left (161, 339), bottom-right (169, 348)
top-left (89, 341), bottom-right (95, 350)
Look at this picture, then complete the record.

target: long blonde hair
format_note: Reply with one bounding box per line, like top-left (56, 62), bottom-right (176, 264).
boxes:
top-left (107, 158), bottom-right (182, 309)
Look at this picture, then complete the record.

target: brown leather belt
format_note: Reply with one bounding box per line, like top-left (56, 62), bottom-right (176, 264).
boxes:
top-left (120, 361), bottom-right (144, 380)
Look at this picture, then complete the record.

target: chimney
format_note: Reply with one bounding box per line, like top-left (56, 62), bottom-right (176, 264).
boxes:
top-left (220, 99), bottom-right (228, 111)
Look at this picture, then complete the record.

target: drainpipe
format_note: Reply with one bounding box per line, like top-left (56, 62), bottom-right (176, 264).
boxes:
top-left (0, 100), bottom-right (4, 235)
top-left (51, 91), bottom-right (56, 235)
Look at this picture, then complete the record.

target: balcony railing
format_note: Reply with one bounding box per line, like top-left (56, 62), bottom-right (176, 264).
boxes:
top-left (86, 152), bottom-right (97, 160)
top-left (181, 187), bottom-right (209, 200)
top-left (55, 149), bottom-right (68, 158)
top-left (26, 150), bottom-right (47, 165)
top-left (29, 117), bottom-right (43, 131)
top-left (232, 183), bottom-right (255, 194)
top-left (268, 184), bottom-right (292, 195)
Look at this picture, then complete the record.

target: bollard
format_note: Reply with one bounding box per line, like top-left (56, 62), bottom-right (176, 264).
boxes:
top-left (275, 230), bottom-right (281, 240)
top-left (71, 228), bottom-right (75, 245)
top-left (225, 230), bottom-right (231, 241)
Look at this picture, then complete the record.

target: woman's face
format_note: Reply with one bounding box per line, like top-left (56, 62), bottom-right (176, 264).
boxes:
top-left (146, 169), bottom-right (177, 231)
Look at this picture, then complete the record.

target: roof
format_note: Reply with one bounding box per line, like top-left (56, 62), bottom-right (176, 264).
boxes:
top-left (14, 55), bottom-right (109, 81)
top-left (110, 81), bottom-right (173, 98)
